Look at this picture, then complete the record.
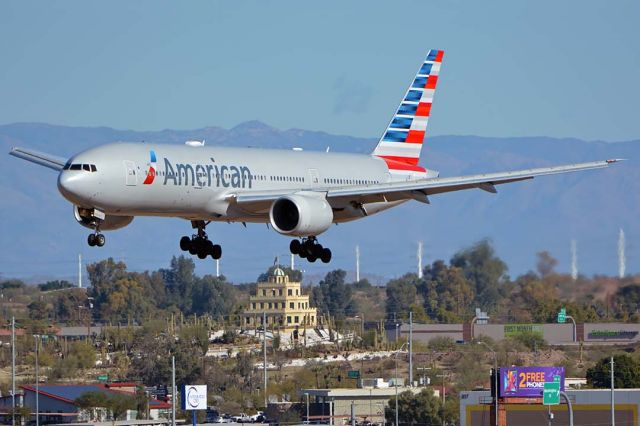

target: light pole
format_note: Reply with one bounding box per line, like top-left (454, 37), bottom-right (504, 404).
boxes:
top-left (477, 341), bottom-right (498, 426)
top-left (394, 342), bottom-right (409, 426)
top-left (34, 334), bottom-right (40, 426)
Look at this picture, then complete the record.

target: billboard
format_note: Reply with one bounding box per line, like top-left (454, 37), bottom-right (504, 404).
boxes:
top-left (181, 385), bottom-right (207, 410)
top-left (503, 324), bottom-right (543, 337)
top-left (499, 367), bottom-right (564, 398)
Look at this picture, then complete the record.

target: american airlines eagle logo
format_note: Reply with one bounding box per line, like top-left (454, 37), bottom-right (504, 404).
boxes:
top-left (143, 150), bottom-right (157, 185)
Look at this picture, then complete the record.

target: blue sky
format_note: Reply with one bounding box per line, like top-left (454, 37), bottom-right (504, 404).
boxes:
top-left (1, 1), bottom-right (639, 141)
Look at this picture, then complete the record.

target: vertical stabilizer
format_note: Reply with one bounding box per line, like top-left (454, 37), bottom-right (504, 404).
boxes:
top-left (372, 49), bottom-right (443, 172)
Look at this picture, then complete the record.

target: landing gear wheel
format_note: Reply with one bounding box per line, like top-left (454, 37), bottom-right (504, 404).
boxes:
top-left (312, 244), bottom-right (324, 258)
top-left (96, 234), bottom-right (106, 247)
top-left (320, 248), bottom-right (332, 263)
top-left (298, 249), bottom-right (307, 259)
top-left (88, 234), bottom-right (97, 247)
top-left (180, 236), bottom-right (191, 251)
top-left (307, 254), bottom-right (318, 263)
top-left (290, 239), bottom-right (301, 255)
top-left (210, 244), bottom-right (222, 260)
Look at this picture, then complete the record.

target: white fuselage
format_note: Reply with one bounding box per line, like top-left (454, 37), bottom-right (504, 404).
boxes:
top-left (57, 142), bottom-right (430, 224)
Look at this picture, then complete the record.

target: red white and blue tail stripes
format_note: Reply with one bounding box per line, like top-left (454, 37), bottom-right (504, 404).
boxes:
top-left (372, 49), bottom-right (443, 173)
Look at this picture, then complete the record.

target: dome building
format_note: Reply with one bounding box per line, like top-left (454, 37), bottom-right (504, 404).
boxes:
top-left (244, 267), bottom-right (317, 333)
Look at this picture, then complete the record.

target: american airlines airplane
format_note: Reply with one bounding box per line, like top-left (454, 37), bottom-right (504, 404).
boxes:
top-left (10, 50), bottom-right (619, 264)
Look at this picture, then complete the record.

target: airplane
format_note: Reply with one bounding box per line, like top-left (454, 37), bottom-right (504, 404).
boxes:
top-left (9, 49), bottom-right (620, 264)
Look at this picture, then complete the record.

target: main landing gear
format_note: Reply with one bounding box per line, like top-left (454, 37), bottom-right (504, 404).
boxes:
top-left (179, 221), bottom-right (222, 260)
top-left (289, 237), bottom-right (332, 263)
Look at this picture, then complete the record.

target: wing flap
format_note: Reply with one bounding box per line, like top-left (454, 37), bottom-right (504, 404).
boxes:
top-left (9, 147), bottom-right (67, 171)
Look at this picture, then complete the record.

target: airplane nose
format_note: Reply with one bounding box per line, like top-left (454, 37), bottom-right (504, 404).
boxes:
top-left (57, 171), bottom-right (89, 204)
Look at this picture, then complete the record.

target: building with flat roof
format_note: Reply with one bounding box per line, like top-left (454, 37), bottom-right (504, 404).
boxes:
top-left (244, 267), bottom-right (317, 333)
top-left (300, 382), bottom-right (436, 425)
top-left (459, 389), bottom-right (640, 426)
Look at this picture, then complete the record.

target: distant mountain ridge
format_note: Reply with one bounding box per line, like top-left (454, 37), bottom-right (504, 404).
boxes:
top-left (0, 122), bottom-right (637, 284)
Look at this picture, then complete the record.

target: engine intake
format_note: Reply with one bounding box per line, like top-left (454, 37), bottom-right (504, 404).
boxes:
top-left (269, 194), bottom-right (333, 236)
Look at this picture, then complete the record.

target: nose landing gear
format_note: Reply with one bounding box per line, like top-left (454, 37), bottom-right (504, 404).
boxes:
top-left (179, 221), bottom-right (222, 260)
top-left (87, 232), bottom-right (105, 247)
top-left (290, 237), bottom-right (331, 263)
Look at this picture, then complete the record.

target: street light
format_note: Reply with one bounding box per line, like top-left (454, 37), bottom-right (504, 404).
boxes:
top-left (394, 342), bottom-right (409, 426)
top-left (34, 334), bottom-right (40, 426)
top-left (477, 341), bottom-right (498, 426)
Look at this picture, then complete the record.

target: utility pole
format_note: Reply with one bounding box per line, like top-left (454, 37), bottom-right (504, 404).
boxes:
top-left (611, 356), bottom-right (615, 426)
top-left (417, 241), bottom-right (423, 279)
top-left (11, 317), bottom-right (15, 426)
top-left (409, 312), bottom-right (413, 386)
top-left (291, 253), bottom-right (295, 271)
top-left (78, 254), bottom-right (82, 288)
top-left (263, 311), bottom-right (267, 408)
top-left (216, 258), bottom-right (220, 277)
top-left (34, 335), bottom-right (39, 426)
top-left (172, 356), bottom-right (176, 426)
top-left (356, 245), bottom-right (360, 282)
top-left (570, 239), bottom-right (578, 281)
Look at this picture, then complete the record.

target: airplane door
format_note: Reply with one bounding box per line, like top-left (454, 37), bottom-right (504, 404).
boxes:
top-left (124, 161), bottom-right (137, 186)
top-left (308, 168), bottom-right (320, 188)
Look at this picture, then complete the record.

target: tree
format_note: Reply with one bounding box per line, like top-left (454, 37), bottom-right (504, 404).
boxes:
top-left (311, 270), bottom-right (354, 319)
top-left (27, 300), bottom-right (50, 321)
top-left (536, 251), bottom-right (558, 278)
top-left (161, 256), bottom-right (197, 312)
top-left (385, 389), bottom-right (441, 426)
top-left (38, 280), bottom-right (74, 291)
top-left (192, 275), bottom-right (236, 319)
top-left (586, 354), bottom-right (640, 388)
top-left (450, 240), bottom-right (508, 311)
top-left (385, 274), bottom-right (418, 321)
top-left (75, 391), bottom-right (108, 421)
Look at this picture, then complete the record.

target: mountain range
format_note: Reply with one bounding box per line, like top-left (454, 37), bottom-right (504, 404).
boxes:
top-left (0, 121), bottom-right (637, 284)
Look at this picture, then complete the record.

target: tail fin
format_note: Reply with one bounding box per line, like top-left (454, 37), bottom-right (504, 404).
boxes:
top-left (372, 49), bottom-right (443, 171)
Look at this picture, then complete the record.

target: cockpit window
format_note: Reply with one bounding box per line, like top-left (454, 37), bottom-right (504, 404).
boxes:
top-left (66, 163), bottom-right (97, 172)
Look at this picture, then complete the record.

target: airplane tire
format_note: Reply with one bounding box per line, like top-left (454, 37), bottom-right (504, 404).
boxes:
top-left (320, 248), bottom-right (332, 263)
top-left (88, 234), bottom-right (96, 247)
top-left (96, 234), bottom-right (106, 247)
top-left (289, 239), bottom-right (301, 255)
top-left (180, 236), bottom-right (191, 251)
top-left (312, 244), bottom-right (324, 258)
top-left (307, 254), bottom-right (317, 263)
top-left (211, 244), bottom-right (222, 260)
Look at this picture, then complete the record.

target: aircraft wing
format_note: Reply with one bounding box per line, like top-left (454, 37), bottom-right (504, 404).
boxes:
top-left (9, 147), bottom-right (67, 171)
top-left (231, 159), bottom-right (621, 211)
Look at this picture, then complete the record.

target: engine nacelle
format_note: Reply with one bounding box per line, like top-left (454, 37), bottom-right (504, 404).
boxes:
top-left (269, 194), bottom-right (333, 236)
top-left (74, 206), bottom-right (134, 231)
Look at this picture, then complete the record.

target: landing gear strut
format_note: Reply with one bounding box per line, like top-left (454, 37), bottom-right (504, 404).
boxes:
top-left (179, 221), bottom-right (222, 260)
top-left (290, 237), bottom-right (331, 263)
top-left (86, 214), bottom-right (105, 247)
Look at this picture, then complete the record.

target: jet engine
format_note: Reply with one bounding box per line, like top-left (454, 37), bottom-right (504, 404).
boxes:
top-left (74, 206), bottom-right (134, 231)
top-left (269, 194), bottom-right (333, 236)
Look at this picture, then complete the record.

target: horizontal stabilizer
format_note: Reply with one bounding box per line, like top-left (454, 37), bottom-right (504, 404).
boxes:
top-left (9, 147), bottom-right (67, 171)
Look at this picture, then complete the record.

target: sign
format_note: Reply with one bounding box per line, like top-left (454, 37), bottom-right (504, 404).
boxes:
top-left (543, 382), bottom-right (560, 405)
top-left (499, 367), bottom-right (565, 398)
top-left (181, 385), bottom-right (207, 411)
top-left (97, 375), bottom-right (108, 382)
top-left (557, 308), bottom-right (566, 324)
top-left (587, 330), bottom-right (639, 340)
top-left (347, 370), bottom-right (360, 379)
top-left (504, 324), bottom-right (543, 337)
